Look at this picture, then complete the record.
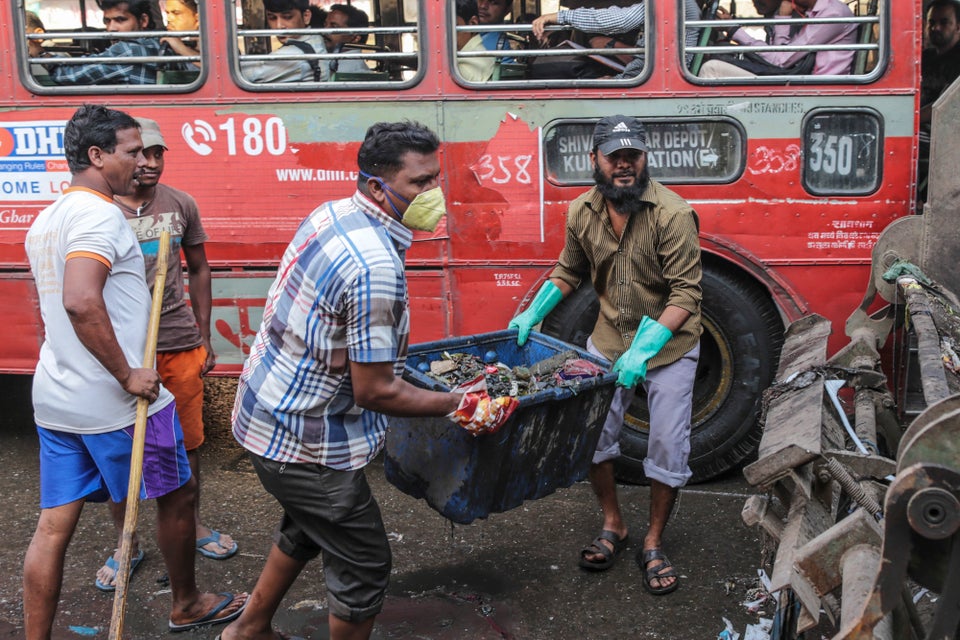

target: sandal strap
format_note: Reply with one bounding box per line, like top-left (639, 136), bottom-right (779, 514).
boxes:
top-left (645, 560), bottom-right (677, 578)
top-left (596, 530), bottom-right (622, 546)
top-left (641, 548), bottom-right (668, 564)
top-left (581, 537), bottom-right (614, 560)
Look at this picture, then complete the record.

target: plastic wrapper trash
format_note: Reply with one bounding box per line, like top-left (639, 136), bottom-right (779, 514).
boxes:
top-left (385, 330), bottom-right (617, 524)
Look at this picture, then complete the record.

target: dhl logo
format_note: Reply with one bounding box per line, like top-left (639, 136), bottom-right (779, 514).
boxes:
top-left (0, 123), bottom-right (67, 159)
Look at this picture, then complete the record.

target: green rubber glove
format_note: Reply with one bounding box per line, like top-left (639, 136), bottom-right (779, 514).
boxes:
top-left (613, 316), bottom-right (672, 388)
top-left (508, 281), bottom-right (563, 346)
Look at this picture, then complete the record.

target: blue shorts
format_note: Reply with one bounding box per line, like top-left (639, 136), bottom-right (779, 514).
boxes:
top-left (37, 402), bottom-right (192, 509)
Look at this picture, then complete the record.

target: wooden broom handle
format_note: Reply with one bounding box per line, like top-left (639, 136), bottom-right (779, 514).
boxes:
top-left (109, 229), bottom-right (171, 640)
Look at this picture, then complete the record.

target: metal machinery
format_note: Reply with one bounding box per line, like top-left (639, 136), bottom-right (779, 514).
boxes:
top-left (740, 83), bottom-right (960, 638)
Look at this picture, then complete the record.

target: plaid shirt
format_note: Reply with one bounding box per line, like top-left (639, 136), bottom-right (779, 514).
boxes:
top-left (558, 0), bottom-right (700, 77)
top-left (232, 191), bottom-right (413, 470)
top-left (49, 38), bottom-right (162, 85)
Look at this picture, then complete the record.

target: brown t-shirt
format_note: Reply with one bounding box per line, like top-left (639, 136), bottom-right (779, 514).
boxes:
top-left (117, 184), bottom-right (208, 352)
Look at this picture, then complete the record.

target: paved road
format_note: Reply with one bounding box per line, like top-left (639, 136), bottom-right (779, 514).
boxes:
top-left (0, 375), bottom-right (772, 639)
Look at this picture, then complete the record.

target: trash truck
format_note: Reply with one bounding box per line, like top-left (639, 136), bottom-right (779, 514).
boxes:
top-left (739, 77), bottom-right (960, 639)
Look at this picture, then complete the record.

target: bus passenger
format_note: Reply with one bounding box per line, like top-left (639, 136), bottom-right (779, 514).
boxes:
top-left (918, 0), bottom-right (960, 201)
top-left (920, 0), bottom-right (960, 129)
top-left (715, 0), bottom-right (801, 44)
top-left (531, 0), bottom-right (701, 79)
top-left (25, 11), bottom-right (67, 82)
top-left (160, 0), bottom-right (200, 69)
top-left (477, 0), bottom-right (517, 63)
top-left (323, 4), bottom-right (372, 77)
top-left (698, 0), bottom-right (857, 78)
top-left (456, 0), bottom-right (496, 82)
top-left (47, 0), bottom-right (163, 85)
top-left (240, 0), bottom-right (329, 82)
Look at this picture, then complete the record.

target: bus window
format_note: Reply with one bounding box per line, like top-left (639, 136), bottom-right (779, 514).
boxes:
top-left (687, 0), bottom-right (884, 83)
top-left (231, 0), bottom-right (422, 89)
top-left (16, 1), bottom-right (205, 93)
top-left (802, 109), bottom-right (882, 195)
top-left (452, 0), bottom-right (654, 86)
top-left (543, 118), bottom-right (746, 185)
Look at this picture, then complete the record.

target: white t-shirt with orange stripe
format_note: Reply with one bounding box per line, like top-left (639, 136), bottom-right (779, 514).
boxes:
top-left (26, 187), bottom-right (173, 433)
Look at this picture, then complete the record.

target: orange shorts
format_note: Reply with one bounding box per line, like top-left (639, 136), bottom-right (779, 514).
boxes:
top-left (157, 345), bottom-right (207, 451)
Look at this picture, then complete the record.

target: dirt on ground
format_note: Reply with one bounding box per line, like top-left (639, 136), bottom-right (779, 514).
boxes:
top-left (0, 374), bottom-right (938, 639)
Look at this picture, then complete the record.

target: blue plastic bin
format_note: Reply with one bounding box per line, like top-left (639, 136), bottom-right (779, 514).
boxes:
top-left (384, 330), bottom-right (616, 524)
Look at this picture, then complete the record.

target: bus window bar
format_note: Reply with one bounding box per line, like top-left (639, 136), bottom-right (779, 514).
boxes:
top-left (32, 55), bottom-right (200, 65)
top-left (686, 16), bottom-right (880, 28)
top-left (687, 43), bottom-right (878, 54)
top-left (26, 29), bottom-right (199, 40)
top-left (341, 42), bottom-right (394, 52)
top-left (455, 24), bottom-right (536, 33)
top-left (236, 27), bottom-right (416, 38)
top-left (457, 47), bottom-right (643, 59)
top-left (239, 51), bottom-right (413, 62)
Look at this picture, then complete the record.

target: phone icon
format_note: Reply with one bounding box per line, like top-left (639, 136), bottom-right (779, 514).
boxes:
top-left (181, 120), bottom-right (216, 156)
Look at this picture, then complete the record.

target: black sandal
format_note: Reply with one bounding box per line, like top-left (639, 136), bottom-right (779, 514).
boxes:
top-left (578, 530), bottom-right (628, 571)
top-left (639, 548), bottom-right (679, 595)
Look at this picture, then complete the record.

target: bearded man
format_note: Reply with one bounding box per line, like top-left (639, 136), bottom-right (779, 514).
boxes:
top-left (508, 115), bottom-right (702, 595)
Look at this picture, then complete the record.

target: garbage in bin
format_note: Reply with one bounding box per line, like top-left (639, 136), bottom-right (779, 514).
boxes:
top-left (385, 330), bottom-right (617, 524)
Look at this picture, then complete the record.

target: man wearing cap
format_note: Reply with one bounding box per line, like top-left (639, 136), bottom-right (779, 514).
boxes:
top-left (93, 117), bottom-right (237, 592)
top-left (508, 115), bottom-right (701, 595)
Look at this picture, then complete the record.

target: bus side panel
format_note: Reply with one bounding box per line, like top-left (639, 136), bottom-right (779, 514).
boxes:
top-left (773, 262), bottom-right (873, 355)
top-left (206, 270), bottom-right (450, 374)
top-left (406, 270), bottom-right (448, 344)
top-left (443, 117), bottom-right (567, 264)
top-left (208, 272), bottom-right (273, 371)
top-left (0, 275), bottom-right (43, 373)
top-left (447, 266), bottom-right (553, 338)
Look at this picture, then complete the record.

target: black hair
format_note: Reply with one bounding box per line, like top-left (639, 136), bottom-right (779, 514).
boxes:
top-left (263, 0), bottom-right (311, 13)
top-left (328, 4), bottom-right (370, 29)
top-left (25, 10), bottom-right (46, 31)
top-left (63, 104), bottom-right (139, 173)
top-left (928, 0), bottom-right (960, 23)
top-left (98, 0), bottom-right (157, 29)
top-left (357, 121), bottom-right (440, 182)
top-left (308, 4), bottom-right (327, 28)
top-left (456, 0), bottom-right (479, 22)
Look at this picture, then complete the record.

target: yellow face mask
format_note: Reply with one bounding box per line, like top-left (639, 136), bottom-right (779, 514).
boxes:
top-left (399, 186), bottom-right (447, 232)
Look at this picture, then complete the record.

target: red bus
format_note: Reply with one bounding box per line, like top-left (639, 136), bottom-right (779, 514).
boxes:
top-left (0, 0), bottom-right (918, 481)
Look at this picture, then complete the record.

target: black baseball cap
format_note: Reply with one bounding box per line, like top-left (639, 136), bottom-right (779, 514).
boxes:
top-left (593, 115), bottom-right (649, 156)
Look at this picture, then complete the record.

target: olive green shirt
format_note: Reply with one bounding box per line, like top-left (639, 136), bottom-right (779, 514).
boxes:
top-left (550, 181), bottom-right (702, 369)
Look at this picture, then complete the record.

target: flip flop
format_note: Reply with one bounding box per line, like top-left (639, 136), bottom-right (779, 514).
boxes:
top-left (94, 548), bottom-right (145, 592)
top-left (196, 529), bottom-right (238, 560)
top-left (639, 548), bottom-right (679, 595)
top-left (578, 530), bottom-right (629, 571)
top-left (169, 592), bottom-right (246, 633)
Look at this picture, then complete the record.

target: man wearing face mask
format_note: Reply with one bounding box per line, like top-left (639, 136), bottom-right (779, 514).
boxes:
top-left (222, 121), bottom-right (517, 640)
top-left (508, 116), bottom-right (701, 595)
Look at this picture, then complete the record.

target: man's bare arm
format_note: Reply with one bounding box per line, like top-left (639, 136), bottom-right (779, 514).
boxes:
top-left (62, 256), bottom-right (160, 401)
top-left (349, 360), bottom-right (461, 417)
top-left (182, 242), bottom-right (215, 375)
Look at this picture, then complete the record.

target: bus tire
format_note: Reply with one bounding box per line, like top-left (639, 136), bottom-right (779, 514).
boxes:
top-left (539, 266), bottom-right (784, 484)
